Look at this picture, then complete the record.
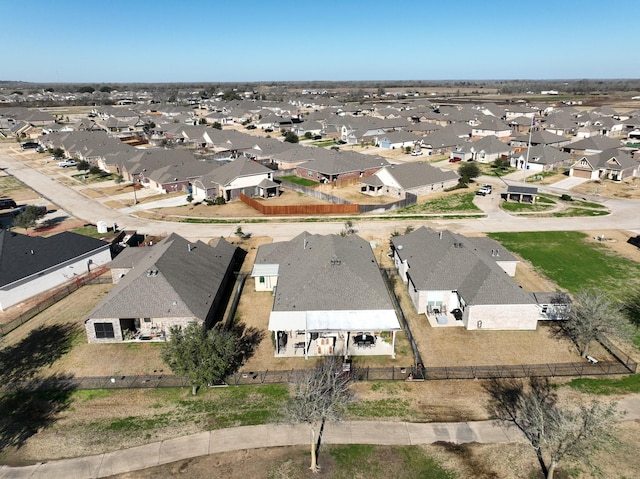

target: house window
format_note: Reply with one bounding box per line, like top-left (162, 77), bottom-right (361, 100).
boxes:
top-left (94, 322), bottom-right (115, 339)
top-left (143, 318), bottom-right (151, 323)
top-left (308, 170), bottom-right (313, 177)
top-left (259, 276), bottom-right (265, 284)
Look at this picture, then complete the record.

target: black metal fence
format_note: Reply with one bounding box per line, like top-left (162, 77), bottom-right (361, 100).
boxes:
top-left (0, 271), bottom-right (111, 337)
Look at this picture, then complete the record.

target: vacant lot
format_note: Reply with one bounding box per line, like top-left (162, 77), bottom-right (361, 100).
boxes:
top-left (571, 176), bottom-right (640, 199)
top-left (489, 230), bottom-right (640, 295)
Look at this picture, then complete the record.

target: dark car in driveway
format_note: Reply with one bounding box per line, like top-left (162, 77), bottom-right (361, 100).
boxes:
top-left (20, 142), bottom-right (39, 149)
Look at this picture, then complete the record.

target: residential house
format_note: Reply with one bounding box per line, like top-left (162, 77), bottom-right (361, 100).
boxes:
top-left (569, 148), bottom-right (638, 181)
top-left (295, 149), bottom-right (388, 184)
top-left (509, 145), bottom-right (572, 172)
top-left (85, 233), bottom-right (238, 343)
top-left (0, 230), bottom-right (111, 311)
top-left (471, 117), bottom-right (512, 138)
top-left (359, 162), bottom-right (459, 198)
top-left (377, 130), bottom-right (421, 150)
top-left (251, 233), bottom-right (401, 358)
top-left (449, 135), bottom-right (511, 164)
top-left (391, 227), bottom-right (539, 330)
top-left (191, 159), bottom-right (279, 202)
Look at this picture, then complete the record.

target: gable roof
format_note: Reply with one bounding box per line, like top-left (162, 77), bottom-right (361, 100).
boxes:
top-left (369, 162), bottom-right (459, 189)
top-left (391, 227), bottom-right (533, 306)
top-left (87, 233), bottom-right (237, 321)
top-left (0, 230), bottom-right (109, 287)
top-left (253, 233), bottom-right (396, 313)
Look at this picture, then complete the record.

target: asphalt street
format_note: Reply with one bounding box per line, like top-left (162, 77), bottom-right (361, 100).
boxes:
top-left (2, 148), bottom-right (640, 243)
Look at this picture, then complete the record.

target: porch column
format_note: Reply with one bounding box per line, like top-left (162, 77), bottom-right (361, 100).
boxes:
top-left (273, 331), bottom-right (278, 355)
top-left (391, 331), bottom-right (396, 359)
top-left (304, 327), bottom-right (308, 360)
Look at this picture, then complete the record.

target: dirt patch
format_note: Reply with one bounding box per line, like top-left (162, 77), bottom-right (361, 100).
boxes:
top-left (572, 177), bottom-right (640, 199)
top-left (583, 229), bottom-right (640, 263)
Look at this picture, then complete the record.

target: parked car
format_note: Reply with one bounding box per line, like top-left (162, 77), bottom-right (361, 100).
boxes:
top-left (411, 150), bottom-right (423, 156)
top-left (482, 184), bottom-right (493, 194)
top-left (0, 198), bottom-right (17, 209)
top-left (20, 142), bottom-right (39, 150)
top-left (476, 185), bottom-right (492, 196)
top-left (246, 124), bottom-right (257, 130)
top-left (58, 160), bottom-right (78, 168)
top-left (449, 157), bottom-right (462, 163)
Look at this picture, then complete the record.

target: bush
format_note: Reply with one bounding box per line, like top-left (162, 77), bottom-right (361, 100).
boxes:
top-left (215, 196), bottom-right (226, 205)
top-left (89, 166), bottom-right (102, 175)
top-left (186, 195), bottom-right (193, 203)
top-left (560, 194), bottom-right (573, 201)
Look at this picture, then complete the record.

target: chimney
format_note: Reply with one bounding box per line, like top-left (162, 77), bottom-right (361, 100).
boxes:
top-left (188, 244), bottom-right (192, 252)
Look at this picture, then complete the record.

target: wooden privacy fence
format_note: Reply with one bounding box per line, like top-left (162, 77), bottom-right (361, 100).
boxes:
top-left (239, 193), bottom-right (359, 215)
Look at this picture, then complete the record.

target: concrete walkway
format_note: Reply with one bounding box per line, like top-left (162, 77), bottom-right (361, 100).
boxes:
top-left (3, 395), bottom-right (639, 479)
top-left (0, 420), bottom-right (524, 479)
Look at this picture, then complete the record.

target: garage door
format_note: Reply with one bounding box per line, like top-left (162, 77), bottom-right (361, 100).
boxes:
top-left (571, 168), bottom-right (592, 179)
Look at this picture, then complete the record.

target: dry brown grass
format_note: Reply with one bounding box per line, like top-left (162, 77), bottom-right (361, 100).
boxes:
top-left (572, 177), bottom-right (640, 199)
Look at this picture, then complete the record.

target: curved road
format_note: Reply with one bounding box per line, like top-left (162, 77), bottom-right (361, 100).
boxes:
top-left (2, 148), bottom-right (640, 242)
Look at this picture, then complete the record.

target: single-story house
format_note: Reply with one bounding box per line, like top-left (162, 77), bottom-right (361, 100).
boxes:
top-left (191, 159), bottom-right (279, 202)
top-left (0, 230), bottom-right (111, 311)
top-left (391, 227), bottom-right (540, 330)
top-left (569, 148), bottom-right (638, 181)
top-left (359, 162), bottom-right (459, 198)
top-left (250, 233), bottom-right (401, 358)
top-left (84, 233), bottom-right (238, 343)
top-left (510, 145), bottom-right (573, 172)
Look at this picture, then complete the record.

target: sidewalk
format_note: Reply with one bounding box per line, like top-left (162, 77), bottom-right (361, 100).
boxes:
top-left (0, 420), bottom-right (524, 479)
top-left (4, 395), bottom-right (638, 478)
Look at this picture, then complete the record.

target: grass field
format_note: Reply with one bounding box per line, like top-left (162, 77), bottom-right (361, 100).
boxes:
top-left (397, 191), bottom-right (480, 214)
top-left (487, 231), bottom-right (640, 294)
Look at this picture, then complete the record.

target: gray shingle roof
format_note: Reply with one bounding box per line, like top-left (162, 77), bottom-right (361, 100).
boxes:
top-left (0, 230), bottom-right (109, 287)
top-left (254, 233), bottom-right (394, 312)
top-left (87, 233), bottom-right (236, 320)
top-left (391, 227), bottom-right (534, 306)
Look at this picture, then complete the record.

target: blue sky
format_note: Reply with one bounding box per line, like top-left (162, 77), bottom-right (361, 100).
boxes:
top-left (3, 0), bottom-right (639, 83)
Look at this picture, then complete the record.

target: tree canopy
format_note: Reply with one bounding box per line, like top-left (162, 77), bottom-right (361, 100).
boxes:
top-left (284, 131), bottom-right (299, 143)
top-left (161, 321), bottom-right (262, 395)
top-left (12, 205), bottom-right (46, 233)
top-left (283, 356), bottom-right (353, 472)
top-left (486, 377), bottom-right (619, 479)
top-left (458, 162), bottom-right (481, 184)
top-left (563, 289), bottom-right (631, 358)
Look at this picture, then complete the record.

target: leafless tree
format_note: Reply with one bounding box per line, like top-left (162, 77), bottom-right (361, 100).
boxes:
top-left (563, 289), bottom-right (630, 358)
top-left (486, 377), bottom-right (620, 479)
top-left (282, 356), bottom-right (353, 473)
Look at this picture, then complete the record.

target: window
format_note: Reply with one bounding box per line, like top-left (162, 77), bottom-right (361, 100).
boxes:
top-left (259, 276), bottom-right (265, 284)
top-left (94, 322), bottom-right (115, 339)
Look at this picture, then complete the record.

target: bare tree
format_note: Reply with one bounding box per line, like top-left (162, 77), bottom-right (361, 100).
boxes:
top-left (563, 289), bottom-right (630, 358)
top-left (486, 377), bottom-right (620, 479)
top-left (283, 356), bottom-right (353, 472)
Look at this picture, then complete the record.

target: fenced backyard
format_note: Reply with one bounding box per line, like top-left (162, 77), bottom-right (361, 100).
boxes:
top-left (0, 266), bottom-right (111, 337)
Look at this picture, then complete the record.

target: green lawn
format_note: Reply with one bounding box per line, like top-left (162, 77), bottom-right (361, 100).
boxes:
top-left (487, 231), bottom-right (640, 294)
top-left (327, 444), bottom-right (457, 479)
top-left (279, 175), bottom-right (319, 187)
top-left (567, 374), bottom-right (640, 395)
top-left (397, 191), bottom-right (480, 214)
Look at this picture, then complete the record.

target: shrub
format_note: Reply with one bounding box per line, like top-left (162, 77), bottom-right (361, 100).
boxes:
top-left (215, 196), bottom-right (226, 205)
top-left (186, 195), bottom-right (193, 202)
top-left (560, 194), bottom-right (573, 201)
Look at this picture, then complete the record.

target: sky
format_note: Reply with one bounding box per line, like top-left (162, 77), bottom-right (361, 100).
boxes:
top-left (2, 0), bottom-right (640, 83)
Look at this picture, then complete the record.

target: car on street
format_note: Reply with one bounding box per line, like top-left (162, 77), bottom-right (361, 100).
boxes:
top-left (476, 185), bottom-right (492, 196)
top-left (58, 160), bottom-right (78, 168)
